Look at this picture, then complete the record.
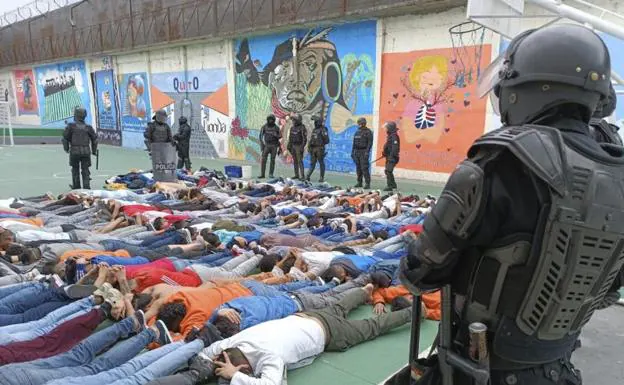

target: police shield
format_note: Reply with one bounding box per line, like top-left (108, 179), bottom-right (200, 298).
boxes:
top-left (150, 142), bottom-right (177, 182)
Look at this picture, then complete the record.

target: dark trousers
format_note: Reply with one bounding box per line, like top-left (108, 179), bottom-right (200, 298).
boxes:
top-left (176, 150), bottom-right (192, 170)
top-left (385, 160), bottom-right (397, 189)
top-left (290, 145), bottom-right (305, 178)
top-left (260, 145), bottom-right (278, 177)
top-left (304, 289), bottom-right (411, 352)
top-left (307, 146), bottom-right (326, 180)
top-left (353, 150), bottom-right (371, 186)
top-left (69, 154), bottom-right (91, 189)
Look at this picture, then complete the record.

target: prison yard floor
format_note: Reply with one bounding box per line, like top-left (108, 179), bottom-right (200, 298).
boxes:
top-left (0, 144), bottom-right (442, 385)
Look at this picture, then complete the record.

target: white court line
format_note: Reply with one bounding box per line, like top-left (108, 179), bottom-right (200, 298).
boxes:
top-left (376, 345), bottom-right (434, 385)
top-left (0, 170), bottom-right (117, 183)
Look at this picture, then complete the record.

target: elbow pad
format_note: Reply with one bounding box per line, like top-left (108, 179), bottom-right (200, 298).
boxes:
top-left (408, 160), bottom-right (484, 268)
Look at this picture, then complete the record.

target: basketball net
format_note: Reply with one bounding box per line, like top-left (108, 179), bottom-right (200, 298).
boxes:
top-left (449, 21), bottom-right (487, 89)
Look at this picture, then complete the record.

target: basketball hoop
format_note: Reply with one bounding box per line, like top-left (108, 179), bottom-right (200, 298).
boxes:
top-left (449, 21), bottom-right (487, 89)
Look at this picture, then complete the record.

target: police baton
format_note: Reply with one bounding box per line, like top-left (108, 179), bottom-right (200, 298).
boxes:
top-left (370, 156), bottom-right (384, 164)
top-left (96, 149), bottom-right (100, 170)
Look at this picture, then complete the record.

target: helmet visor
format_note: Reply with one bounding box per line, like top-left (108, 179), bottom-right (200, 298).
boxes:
top-left (477, 54), bottom-right (505, 99)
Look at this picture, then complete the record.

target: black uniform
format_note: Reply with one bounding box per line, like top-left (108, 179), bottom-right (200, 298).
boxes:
top-left (288, 115), bottom-right (307, 180)
top-left (174, 116), bottom-right (192, 170)
top-left (144, 110), bottom-right (173, 154)
top-left (397, 24), bottom-right (619, 385)
top-left (259, 115), bottom-right (281, 178)
top-left (306, 115), bottom-right (330, 182)
top-left (352, 118), bottom-right (373, 188)
top-left (382, 122), bottom-right (400, 191)
top-left (62, 108), bottom-right (97, 189)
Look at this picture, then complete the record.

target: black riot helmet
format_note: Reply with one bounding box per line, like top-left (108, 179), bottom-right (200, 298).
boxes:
top-left (357, 117), bottom-right (367, 128)
top-left (311, 115), bottom-right (322, 128)
top-left (74, 107), bottom-right (87, 123)
top-left (179, 116), bottom-right (188, 125)
top-left (593, 83), bottom-right (617, 119)
top-left (266, 114), bottom-right (276, 125)
top-left (154, 110), bottom-right (168, 124)
top-left (478, 24), bottom-right (611, 125)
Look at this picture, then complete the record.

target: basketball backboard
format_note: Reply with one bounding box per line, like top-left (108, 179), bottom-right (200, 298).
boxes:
top-left (467, 0), bottom-right (526, 38)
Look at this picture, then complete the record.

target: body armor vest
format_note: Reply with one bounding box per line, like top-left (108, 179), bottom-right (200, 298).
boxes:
top-left (289, 124), bottom-right (305, 146)
top-left (309, 126), bottom-right (327, 147)
top-left (263, 125), bottom-right (280, 146)
top-left (589, 117), bottom-right (623, 146)
top-left (150, 122), bottom-right (171, 143)
top-left (353, 128), bottom-right (370, 150)
top-left (464, 125), bottom-right (624, 365)
top-left (68, 123), bottom-right (93, 155)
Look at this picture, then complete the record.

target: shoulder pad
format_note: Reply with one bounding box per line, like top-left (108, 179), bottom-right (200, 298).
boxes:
top-left (470, 125), bottom-right (566, 196)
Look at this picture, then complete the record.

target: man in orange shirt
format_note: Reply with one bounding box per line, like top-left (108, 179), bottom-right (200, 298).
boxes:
top-left (144, 282), bottom-right (254, 340)
top-left (370, 270), bottom-right (441, 321)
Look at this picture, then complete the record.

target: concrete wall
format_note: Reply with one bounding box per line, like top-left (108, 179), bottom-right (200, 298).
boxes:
top-left (1, 2), bottom-right (623, 182)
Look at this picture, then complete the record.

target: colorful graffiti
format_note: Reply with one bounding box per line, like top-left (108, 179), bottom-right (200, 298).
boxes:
top-left (13, 69), bottom-right (39, 116)
top-left (377, 44), bottom-right (491, 173)
top-left (0, 75), bottom-right (17, 117)
top-left (93, 69), bottom-right (121, 146)
top-left (233, 20), bottom-right (377, 171)
top-left (150, 69), bottom-right (228, 157)
top-left (34, 60), bottom-right (91, 127)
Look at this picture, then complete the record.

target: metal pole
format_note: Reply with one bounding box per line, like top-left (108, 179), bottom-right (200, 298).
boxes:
top-left (528, 0), bottom-right (624, 40)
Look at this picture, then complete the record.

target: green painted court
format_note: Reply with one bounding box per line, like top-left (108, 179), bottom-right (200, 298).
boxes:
top-left (0, 144), bottom-right (443, 385)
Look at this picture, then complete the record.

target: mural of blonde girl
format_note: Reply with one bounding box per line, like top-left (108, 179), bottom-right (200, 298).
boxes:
top-left (399, 55), bottom-right (453, 144)
top-left (125, 75), bottom-right (147, 118)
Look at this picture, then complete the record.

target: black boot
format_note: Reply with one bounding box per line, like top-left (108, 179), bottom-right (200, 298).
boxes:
top-left (354, 182), bottom-right (363, 188)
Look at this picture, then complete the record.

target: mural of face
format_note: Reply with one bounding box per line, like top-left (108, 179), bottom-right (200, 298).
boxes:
top-left (102, 91), bottom-right (112, 111)
top-left (127, 85), bottom-right (138, 106)
top-left (419, 66), bottom-right (444, 96)
top-left (269, 45), bottom-right (327, 113)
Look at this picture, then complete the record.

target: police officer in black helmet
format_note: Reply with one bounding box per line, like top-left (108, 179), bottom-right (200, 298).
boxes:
top-left (62, 107), bottom-right (97, 189)
top-left (144, 109), bottom-right (173, 155)
top-left (398, 24), bottom-right (622, 385)
top-left (352, 117), bottom-right (373, 189)
top-left (174, 116), bottom-right (192, 171)
top-left (306, 115), bottom-right (330, 182)
top-left (259, 114), bottom-right (281, 179)
top-left (287, 113), bottom-right (307, 180)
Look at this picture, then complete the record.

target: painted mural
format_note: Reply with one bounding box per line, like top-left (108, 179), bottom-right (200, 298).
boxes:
top-left (0, 75), bottom-right (17, 117)
top-left (34, 60), bottom-right (92, 127)
top-left (233, 20), bottom-right (377, 172)
top-left (150, 69), bottom-right (229, 158)
top-left (13, 69), bottom-right (39, 116)
top-left (93, 69), bottom-right (121, 146)
top-left (119, 72), bottom-right (151, 149)
top-left (377, 44), bottom-right (492, 173)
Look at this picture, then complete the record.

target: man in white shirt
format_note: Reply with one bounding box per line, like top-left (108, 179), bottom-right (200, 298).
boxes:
top-left (139, 286), bottom-right (411, 385)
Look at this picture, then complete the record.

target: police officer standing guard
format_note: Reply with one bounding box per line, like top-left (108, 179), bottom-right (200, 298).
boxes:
top-left (287, 113), bottom-right (307, 180)
top-left (398, 24), bottom-right (621, 385)
top-left (62, 107), bottom-right (97, 190)
top-left (352, 117), bottom-right (373, 189)
top-left (144, 110), bottom-right (173, 155)
top-left (258, 114), bottom-right (281, 179)
top-left (382, 121), bottom-right (400, 191)
top-left (306, 115), bottom-right (330, 182)
top-left (174, 116), bottom-right (192, 171)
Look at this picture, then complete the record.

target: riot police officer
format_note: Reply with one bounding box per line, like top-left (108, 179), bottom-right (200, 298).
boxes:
top-left (174, 116), bottom-right (192, 171)
top-left (259, 114), bottom-right (281, 179)
top-left (62, 107), bottom-right (97, 190)
top-left (382, 121), bottom-right (400, 191)
top-left (589, 83), bottom-right (622, 146)
top-left (306, 115), bottom-right (330, 182)
top-left (351, 117), bottom-right (373, 189)
top-left (144, 109), bottom-right (172, 155)
top-left (287, 113), bottom-right (307, 180)
top-left (398, 24), bottom-right (619, 385)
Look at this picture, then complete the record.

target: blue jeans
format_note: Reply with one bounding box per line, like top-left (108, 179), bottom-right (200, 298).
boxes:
top-left (0, 317), bottom-right (144, 385)
top-left (140, 232), bottom-right (184, 248)
top-left (0, 301), bottom-right (72, 327)
top-left (53, 340), bottom-right (203, 385)
top-left (0, 282), bottom-right (38, 300)
top-left (171, 252), bottom-right (232, 271)
top-left (0, 297), bottom-right (94, 345)
top-left (0, 284), bottom-right (68, 314)
top-left (296, 281), bottom-right (338, 294)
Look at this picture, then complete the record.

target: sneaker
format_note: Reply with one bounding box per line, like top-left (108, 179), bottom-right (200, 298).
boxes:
top-left (354, 183), bottom-right (363, 188)
top-left (316, 276), bottom-right (326, 286)
top-left (156, 320), bottom-right (173, 345)
top-left (65, 284), bottom-right (97, 299)
top-left (134, 310), bottom-right (147, 331)
top-left (185, 326), bottom-right (201, 343)
top-left (195, 324), bottom-right (223, 346)
top-left (179, 228), bottom-right (193, 244)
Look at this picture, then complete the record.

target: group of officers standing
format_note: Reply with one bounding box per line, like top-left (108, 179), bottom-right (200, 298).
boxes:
top-left (258, 114), bottom-right (401, 191)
